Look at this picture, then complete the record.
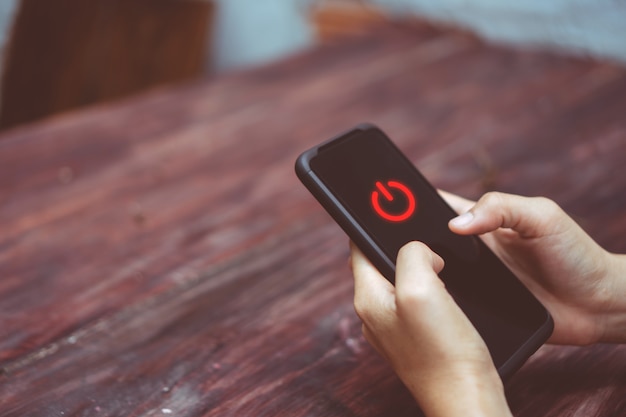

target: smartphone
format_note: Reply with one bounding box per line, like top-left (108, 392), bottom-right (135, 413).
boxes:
top-left (295, 124), bottom-right (553, 378)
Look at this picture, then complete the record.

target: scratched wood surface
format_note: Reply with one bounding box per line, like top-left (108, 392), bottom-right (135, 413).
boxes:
top-left (1, 22), bottom-right (625, 416)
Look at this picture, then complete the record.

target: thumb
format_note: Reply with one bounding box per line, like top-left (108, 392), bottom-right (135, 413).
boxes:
top-left (448, 192), bottom-right (564, 238)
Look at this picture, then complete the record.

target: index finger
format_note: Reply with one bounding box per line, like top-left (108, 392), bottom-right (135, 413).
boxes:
top-left (394, 241), bottom-right (445, 301)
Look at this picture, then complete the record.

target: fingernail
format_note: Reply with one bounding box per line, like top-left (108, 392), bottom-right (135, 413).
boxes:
top-left (450, 211), bottom-right (474, 228)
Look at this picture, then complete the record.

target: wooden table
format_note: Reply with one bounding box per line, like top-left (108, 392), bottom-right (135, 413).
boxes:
top-left (1, 23), bottom-right (625, 416)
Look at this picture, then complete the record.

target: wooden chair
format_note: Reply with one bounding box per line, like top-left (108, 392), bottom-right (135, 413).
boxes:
top-left (0, 0), bottom-right (214, 130)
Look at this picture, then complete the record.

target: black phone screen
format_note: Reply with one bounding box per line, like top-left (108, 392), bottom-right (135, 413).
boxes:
top-left (307, 127), bottom-right (550, 369)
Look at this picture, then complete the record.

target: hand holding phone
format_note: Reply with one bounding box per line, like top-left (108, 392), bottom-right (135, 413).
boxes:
top-left (295, 124), bottom-right (553, 378)
top-left (350, 241), bottom-right (513, 417)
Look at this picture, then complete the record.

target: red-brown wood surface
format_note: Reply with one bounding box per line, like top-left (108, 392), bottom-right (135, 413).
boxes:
top-left (1, 23), bottom-right (625, 416)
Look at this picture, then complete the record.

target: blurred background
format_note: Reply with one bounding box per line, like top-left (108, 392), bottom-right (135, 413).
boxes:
top-left (0, 0), bottom-right (624, 132)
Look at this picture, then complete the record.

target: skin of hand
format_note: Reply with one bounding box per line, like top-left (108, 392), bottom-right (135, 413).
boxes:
top-left (351, 241), bottom-right (513, 417)
top-left (349, 191), bottom-right (626, 414)
top-left (443, 191), bottom-right (626, 345)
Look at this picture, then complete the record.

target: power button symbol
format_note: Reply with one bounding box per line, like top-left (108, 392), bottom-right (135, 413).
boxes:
top-left (371, 180), bottom-right (416, 222)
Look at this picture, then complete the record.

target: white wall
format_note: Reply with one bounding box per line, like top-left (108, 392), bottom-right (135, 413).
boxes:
top-left (0, 0), bottom-right (18, 64)
top-left (211, 0), bottom-right (314, 71)
top-left (371, 0), bottom-right (626, 63)
top-left (209, 0), bottom-right (626, 71)
top-left (0, 0), bottom-right (18, 117)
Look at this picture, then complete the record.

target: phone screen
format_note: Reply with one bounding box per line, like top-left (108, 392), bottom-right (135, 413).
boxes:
top-left (306, 127), bottom-right (550, 369)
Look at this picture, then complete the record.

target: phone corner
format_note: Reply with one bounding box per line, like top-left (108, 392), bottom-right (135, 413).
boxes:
top-left (355, 122), bottom-right (388, 136)
top-left (294, 149), bottom-right (314, 178)
top-left (544, 311), bottom-right (555, 339)
top-left (497, 313), bottom-right (554, 381)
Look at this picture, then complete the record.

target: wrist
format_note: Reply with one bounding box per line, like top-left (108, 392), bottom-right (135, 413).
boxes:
top-left (404, 364), bottom-right (512, 417)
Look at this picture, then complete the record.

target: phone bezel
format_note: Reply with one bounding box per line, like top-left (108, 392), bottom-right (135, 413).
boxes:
top-left (295, 123), bottom-right (553, 379)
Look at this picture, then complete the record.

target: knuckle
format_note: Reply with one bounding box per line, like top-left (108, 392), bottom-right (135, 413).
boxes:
top-left (480, 191), bottom-right (505, 208)
top-left (398, 241), bottom-right (429, 259)
top-left (530, 196), bottom-right (564, 230)
top-left (533, 196), bottom-right (560, 213)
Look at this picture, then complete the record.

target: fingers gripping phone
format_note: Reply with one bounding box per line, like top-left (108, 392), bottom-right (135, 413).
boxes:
top-left (295, 124), bottom-right (553, 378)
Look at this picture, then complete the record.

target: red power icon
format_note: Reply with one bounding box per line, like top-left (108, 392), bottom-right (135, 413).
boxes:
top-left (371, 180), bottom-right (416, 222)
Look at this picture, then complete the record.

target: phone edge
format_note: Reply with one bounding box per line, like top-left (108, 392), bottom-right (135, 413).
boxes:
top-left (295, 123), bottom-right (554, 379)
top-left (295, 125), bottom-right (397, 282)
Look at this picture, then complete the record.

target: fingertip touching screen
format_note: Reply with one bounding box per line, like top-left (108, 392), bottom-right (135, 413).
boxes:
top-left (309, 127), bottom-right (549, 368)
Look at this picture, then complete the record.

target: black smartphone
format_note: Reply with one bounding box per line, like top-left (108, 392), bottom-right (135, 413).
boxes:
top-left (295, 123), bottom-right (553, 378)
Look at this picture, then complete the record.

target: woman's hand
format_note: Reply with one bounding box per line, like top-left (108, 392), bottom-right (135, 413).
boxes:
top-left (349, 191), bottom-right (626, 415)
top-left (444, 191), bottom-right (626, 345)
top-left (351, 241), bottom-right (512, 417)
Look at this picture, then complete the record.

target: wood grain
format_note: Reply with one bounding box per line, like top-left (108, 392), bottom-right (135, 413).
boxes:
top-left (0, 21), bottom-right (625, 416)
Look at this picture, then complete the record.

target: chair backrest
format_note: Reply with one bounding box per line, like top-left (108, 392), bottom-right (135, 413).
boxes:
top-left (0, 0), bottom-right (214, 131)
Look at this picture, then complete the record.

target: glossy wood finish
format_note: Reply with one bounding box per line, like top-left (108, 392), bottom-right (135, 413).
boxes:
top-left (1, 22), bottom-right (625, 416)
